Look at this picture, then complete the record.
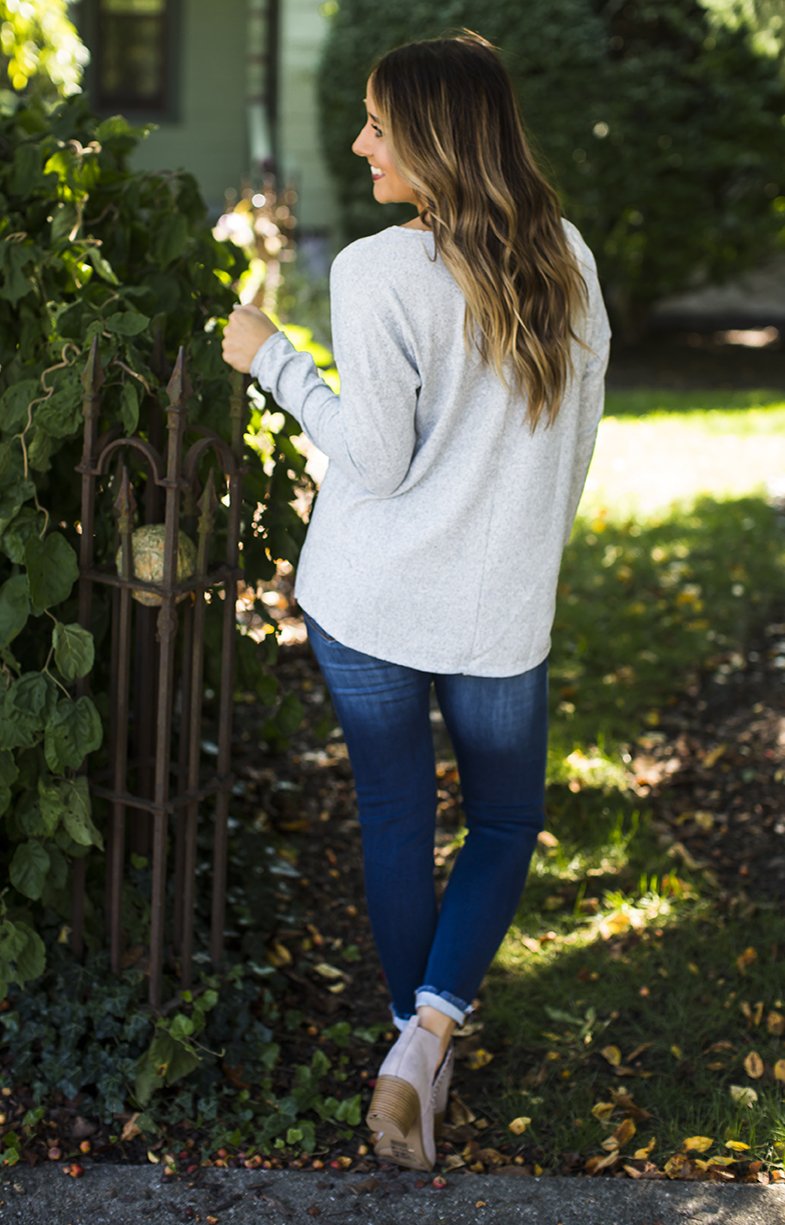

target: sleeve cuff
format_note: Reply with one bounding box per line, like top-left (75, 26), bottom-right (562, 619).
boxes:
top-left (250, 329), bottom-right (290, 387)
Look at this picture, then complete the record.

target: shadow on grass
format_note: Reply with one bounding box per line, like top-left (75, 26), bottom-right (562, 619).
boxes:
top-left (475, 778), bottom-right (785, 1171)
top-left (460, 491), bottom-right (785, 1170)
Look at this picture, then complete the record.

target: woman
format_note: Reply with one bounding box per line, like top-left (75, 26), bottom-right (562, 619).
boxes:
top-left (222, 31), bottom-right (610, 1172)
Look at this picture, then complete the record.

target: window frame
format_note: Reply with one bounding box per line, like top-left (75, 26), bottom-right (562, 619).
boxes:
top-left (72, 0), bottom-right (182, 123)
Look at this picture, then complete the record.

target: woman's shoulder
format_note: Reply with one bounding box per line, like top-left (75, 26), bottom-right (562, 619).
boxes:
top-left (330, 226), bottom-right (435, 283)
top-left (561, 217), bottom-right (598, 273)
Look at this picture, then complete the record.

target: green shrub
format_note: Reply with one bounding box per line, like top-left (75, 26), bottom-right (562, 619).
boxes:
top-left (0, 93), bottom-right (308, 995)
top-left (318, 0), bottom-right (785, 331)
top-left (0, 0), bottom-right (87, 103)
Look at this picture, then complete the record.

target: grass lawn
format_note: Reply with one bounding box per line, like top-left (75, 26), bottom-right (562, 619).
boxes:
top-left (477, 387), bottom-right (785, 1178)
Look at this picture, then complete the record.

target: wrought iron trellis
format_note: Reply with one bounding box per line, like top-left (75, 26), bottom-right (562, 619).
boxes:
top-left (75, 336), bottom-right (245, 1009)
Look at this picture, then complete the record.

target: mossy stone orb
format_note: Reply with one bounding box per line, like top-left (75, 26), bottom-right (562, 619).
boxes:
top-left (116, 524), bottom-right (197, 605)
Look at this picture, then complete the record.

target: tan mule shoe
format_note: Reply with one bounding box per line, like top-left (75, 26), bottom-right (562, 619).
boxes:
top-left (367, 1017), bottom-right (443, 1171)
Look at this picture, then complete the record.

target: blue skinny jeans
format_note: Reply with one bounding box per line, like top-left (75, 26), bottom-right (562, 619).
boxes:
top-left (303, 611), bottom-right (548, 1029)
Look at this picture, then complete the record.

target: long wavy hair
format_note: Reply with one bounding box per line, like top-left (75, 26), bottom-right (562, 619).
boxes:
top-left (370, 32), bottom-right (587, 428)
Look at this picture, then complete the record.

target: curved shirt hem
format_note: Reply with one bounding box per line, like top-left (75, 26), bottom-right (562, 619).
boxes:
top-left (297, 600), bottom-right (551, 679)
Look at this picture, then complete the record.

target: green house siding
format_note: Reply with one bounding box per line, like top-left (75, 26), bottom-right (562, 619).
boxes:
top-left (76, 0), bottom-right (337, 229)
top-left (279, 0), bottom-right (337, 233)
top-left (127, 0), bottom-right (249, 215)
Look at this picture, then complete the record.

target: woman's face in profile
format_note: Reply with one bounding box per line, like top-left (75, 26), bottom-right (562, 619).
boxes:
top-left (352, 81), bottom-right (419, 207)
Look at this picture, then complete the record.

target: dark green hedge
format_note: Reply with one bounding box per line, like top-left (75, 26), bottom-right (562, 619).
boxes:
top-left (318, 0), bottom-right (785, 328)
top-left (0, 95), bottom-right (308, 994)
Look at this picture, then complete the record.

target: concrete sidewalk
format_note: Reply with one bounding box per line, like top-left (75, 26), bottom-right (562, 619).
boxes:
top-left (2, 1165), bottom-right (785, 1225)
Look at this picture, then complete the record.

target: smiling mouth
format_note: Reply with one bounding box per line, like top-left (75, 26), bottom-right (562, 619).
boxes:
top-left (370, 167), bottom-right (384, 180)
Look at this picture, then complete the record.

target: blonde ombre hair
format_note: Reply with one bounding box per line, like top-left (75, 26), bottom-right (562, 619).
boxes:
top-left (371, 32), bottom-right (588, 429)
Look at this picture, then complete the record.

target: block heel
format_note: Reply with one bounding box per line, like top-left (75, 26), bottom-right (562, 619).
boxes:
top-left (366, 1074), bottom-right (419, 1140)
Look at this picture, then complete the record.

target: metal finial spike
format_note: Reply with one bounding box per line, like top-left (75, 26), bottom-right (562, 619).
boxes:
top-left (197, 468), bottom-right (219, 520)
top-left (166, 346), bottom-right (192, 416)
top-left (113, 464), bottom-right (137, 524)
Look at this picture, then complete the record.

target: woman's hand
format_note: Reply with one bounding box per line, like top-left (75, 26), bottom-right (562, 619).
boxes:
top-left (222, 304), bottom-right (279, 373)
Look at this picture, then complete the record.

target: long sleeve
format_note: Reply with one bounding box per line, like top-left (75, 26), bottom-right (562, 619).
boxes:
top-left (562, 250), bottom-right (612, 543)
top-left (251, 243), bottom-right (421, 498)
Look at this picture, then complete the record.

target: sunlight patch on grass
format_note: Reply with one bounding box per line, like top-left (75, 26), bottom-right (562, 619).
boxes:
top-left (498, 877), bottom-right (698, 977)
top-left (583, 398), bottom-right (785, 519)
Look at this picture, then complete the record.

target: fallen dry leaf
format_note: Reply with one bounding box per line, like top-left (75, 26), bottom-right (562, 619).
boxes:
top-left (610, 1089), bottom-right (653, 1120)
top-left (475, 1147), bottom-right (508, 1167)
top-left (601, 1045), bottom-right (622, 1067)
top-left (744, 1051), bottom-right (765, 1079)
top-left (591, 1100), bottom-right (616, 1122)
top-left (740, 1001), bottom-right (765, 1027)
top-left (507, 1117), bottom-right (531, 1135)
top-left (121, 1114), bottom-right (142, 1142)
top-left (663, 1153), bottom-right (693, 1178)
top-left (447, 1092), bottom-right (476, 1126)
top-left (266, 941), bottom-right (292, 967)
top-left (682, 1136), bottom-right (714, 1153)
top-left (624, 1042), bottom-right (654, 1064)
top-left (702, 744), bottom-right (727, 768)
top-left (585, 1151), bottom-right (620, 1175)
top-left (613, 1118), bottom-right (637, 1149)
top-left (312, 961), bottom-right (345, 980)
top-left (773, 1059), bottom-right (785, 1082)
top-left (466, 1048), bottom-right (494, 1071)
top-left (730, 1084), bottom-right (758, 1106)
top-left (736, 947), bottom-right (758, 973)
top-left (633, 1136), bottom-right (657, 1159)
top-left (767, 1010), bottom-right (785, 1036)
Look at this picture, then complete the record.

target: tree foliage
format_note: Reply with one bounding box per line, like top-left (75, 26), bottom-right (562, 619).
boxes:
top-left (318, 0), bottom-right (785, 328)
top-left (0, 0), bottom-right (88, 102)
top-left (0, 94), bottom-right (308, 995)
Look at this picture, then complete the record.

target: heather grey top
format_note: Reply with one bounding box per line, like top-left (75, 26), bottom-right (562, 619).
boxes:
top-left (251, 220), bottom-right (610, 676)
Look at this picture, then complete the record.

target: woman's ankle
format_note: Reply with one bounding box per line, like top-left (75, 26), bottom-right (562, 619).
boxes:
top-left (416, 1004), bottom-right (456, 1064)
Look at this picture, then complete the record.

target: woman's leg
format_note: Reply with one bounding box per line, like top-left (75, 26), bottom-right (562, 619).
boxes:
top-left (302, 613), bottom-right (438, 1024)
top-left (418, 660), bottom-right (549, 1018)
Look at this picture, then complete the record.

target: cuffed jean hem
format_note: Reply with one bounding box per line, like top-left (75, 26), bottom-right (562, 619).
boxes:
top-left (390, 987), bottom-right (471, 1031)
top-left (415, 985), bottom-right (470, 1026)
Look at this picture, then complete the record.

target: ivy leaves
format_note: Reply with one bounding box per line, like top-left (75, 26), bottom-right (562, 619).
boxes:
top-left (0, 514), bottom-right (100, 971)
top-left (0, 674), bottom-right (101, 761)
top-left (44, 697), bottom-right (103, 773)
top-left (0, 575), bottom-right (29, 647)
top-left (0, 86), bottom-right (305, 1014)
top-left (24, 532), bottom-right (79, 615)
top-left (52, 622), bottom-right (94, 681)
top-left (0, 917), bottom-right (45, 999)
